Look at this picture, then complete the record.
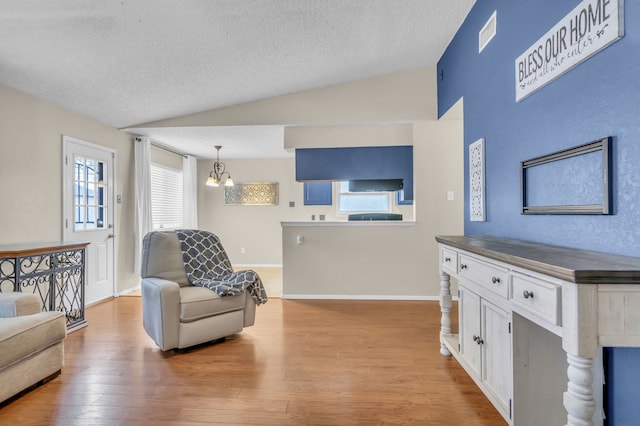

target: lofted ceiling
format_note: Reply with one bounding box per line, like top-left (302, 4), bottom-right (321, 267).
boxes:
top-left (0, 0), bottom-right (474, 158)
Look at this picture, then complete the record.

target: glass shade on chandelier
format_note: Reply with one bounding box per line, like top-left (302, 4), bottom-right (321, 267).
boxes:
top-left (205, 145), bottom-right (234, 187)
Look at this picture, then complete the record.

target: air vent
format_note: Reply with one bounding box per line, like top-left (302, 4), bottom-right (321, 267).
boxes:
top-left (479, 11), bottom-right (497, 53)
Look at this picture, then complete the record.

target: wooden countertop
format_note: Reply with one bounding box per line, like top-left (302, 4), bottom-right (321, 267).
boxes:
top-left (0, 241), bottom-right (88, 257)
top-left (436, 235), bottom-right (640, 284)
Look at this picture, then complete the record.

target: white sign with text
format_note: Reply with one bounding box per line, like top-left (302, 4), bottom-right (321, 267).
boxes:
top-left (515, 0), bottom-right (624, 101)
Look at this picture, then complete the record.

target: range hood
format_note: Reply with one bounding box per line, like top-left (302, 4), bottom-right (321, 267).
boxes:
top-left (348, 179), bottom-right (403, 192)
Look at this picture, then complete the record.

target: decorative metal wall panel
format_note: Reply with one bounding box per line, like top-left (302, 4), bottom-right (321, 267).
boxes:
top-left (224, 182), bottom-right (279, 206)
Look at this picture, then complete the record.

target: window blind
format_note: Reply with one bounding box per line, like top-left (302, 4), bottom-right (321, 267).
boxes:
top-left (150, 163), bottom-right (183, 230)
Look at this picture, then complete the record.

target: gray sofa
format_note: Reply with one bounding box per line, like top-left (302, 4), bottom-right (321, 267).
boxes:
top-left (140, 230), bottom-right (257, 351)
top-left (0, 292), bottom-right (66, 404)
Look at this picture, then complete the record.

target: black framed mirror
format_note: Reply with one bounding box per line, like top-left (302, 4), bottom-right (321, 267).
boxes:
top-left (521, 137), bottom-right (612, 215)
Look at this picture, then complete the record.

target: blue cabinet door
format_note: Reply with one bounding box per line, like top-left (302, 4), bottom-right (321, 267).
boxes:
top-left (304, 181), bottom-right (332, 205)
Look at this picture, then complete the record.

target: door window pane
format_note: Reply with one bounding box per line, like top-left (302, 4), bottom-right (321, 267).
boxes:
top-left (74, 155), bottom-right (107, 231)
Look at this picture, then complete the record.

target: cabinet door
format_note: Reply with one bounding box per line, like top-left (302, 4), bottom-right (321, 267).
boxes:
top-left (459, 286), bottom-right (482, 378)
top-left (482, 300), bottom-right (512, 418)
top-left (303, 181), bottom-right (332, 205)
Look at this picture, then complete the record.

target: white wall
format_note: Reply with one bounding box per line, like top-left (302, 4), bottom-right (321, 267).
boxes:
top-left (197, 155), bottom-right (416, 267)
top-left (187, 68), bottom-right (441, 269)
top-left (284, 123), bottom-right (413, 149)
top-left (141, 66), bottom-right (464, 297)
top-left (150, 144), bottom-right (183, 169)
top-left (0, 83), bottom-right (139, 292)
top-left (197, 157), bottom-right (295, 265)
top-left (0, 65), bottom-right (463, 299)
top-left (283, 112), bottom-right (464, 298)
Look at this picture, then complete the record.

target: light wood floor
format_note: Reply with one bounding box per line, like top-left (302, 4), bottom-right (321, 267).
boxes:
top-left (0, 298), bottom-right (506, 425)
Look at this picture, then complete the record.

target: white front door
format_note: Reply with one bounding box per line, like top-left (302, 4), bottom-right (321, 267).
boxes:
top-left (62, 136), bottom-right (115, 305)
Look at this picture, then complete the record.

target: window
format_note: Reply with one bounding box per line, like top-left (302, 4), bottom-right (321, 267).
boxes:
top-left (74, 155), bottom-right (106, 230)
top-left (150, 163), bottom-right (183, 230)
top-left (337, 181), bottom-right (391, 214)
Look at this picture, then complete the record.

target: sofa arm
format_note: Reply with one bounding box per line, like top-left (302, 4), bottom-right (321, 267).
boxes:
top-left (0, 292), bottom-right (42, 318)
top-left (141, 278), bottom-right (181, 351)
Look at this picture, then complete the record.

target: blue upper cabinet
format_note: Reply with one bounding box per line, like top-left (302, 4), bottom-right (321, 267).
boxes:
top-left (303, 181), bottom-right (333, 205)
top-left (295, 146), bottom-right (413, 201)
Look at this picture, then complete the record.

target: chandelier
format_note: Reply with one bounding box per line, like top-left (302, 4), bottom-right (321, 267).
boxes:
top-left (205, 145), bottom-right (234, 187)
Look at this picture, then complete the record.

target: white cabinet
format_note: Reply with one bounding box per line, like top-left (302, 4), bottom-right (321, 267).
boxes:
top-left (437, 235), bottom-right (640, 426)
top-left (440, 246), bottom-right (458, 275)
top-left (459, 286), bottom-right (482, 377)
top-left (459, 253), bottom-right (509, 299)
top-left (481, 299), bottom-right (512, 418)
top-left (459, 281), bottom-right (512, 420)
top-left (510, 271), bottom-right (561, 326)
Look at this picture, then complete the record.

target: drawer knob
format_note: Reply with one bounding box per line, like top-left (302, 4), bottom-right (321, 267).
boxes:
top-left (523, 290), bottom-right (534, 299)
top-left (491, 276), bottom-right (501, 284)
top-left (444, 257), bottom-right (451, 262)
top-left (460, 264), bottom-right (468, 270)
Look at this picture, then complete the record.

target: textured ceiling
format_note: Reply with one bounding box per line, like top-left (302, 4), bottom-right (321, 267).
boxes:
top-left (0, 0), bottom-right (474, 157)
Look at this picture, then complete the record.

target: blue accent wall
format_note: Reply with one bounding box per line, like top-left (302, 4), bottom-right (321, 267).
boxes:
top-left (437, 1), bottom-right (640, 424)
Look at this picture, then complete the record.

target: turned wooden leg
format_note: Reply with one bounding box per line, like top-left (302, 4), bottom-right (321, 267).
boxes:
top-left (439, 271), bottom-right (452, 356)
top-left (563, 353), bottom-right (596, 426)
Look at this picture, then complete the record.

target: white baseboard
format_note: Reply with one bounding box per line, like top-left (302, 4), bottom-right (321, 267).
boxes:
top-left (281, 294), bottom-right (458, 301)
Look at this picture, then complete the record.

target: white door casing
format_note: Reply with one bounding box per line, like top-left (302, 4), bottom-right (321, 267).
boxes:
top-left (62, 136), bottom-right (115, 305)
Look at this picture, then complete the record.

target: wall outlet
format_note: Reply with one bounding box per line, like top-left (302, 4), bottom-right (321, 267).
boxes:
top-left (240, 247), bottom-right (246, 254)
top-left (447, 191), bottom-right (455, 201)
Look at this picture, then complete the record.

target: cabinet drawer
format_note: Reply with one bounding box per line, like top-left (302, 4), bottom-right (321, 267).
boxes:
top-left (441, 247), bottom-right (458, 273)
top-left (511, 272), bottom-right (561, 326)
top-left (458, 255), bottom-right (508, 299)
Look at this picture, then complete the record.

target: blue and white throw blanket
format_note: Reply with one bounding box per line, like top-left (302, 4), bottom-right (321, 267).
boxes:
top-left (175, 229), bottom-right (268, 305)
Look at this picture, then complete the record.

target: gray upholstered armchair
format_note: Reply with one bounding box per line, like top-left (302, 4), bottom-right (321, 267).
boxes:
top-left (140, 230), bottom-right (258, 351)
